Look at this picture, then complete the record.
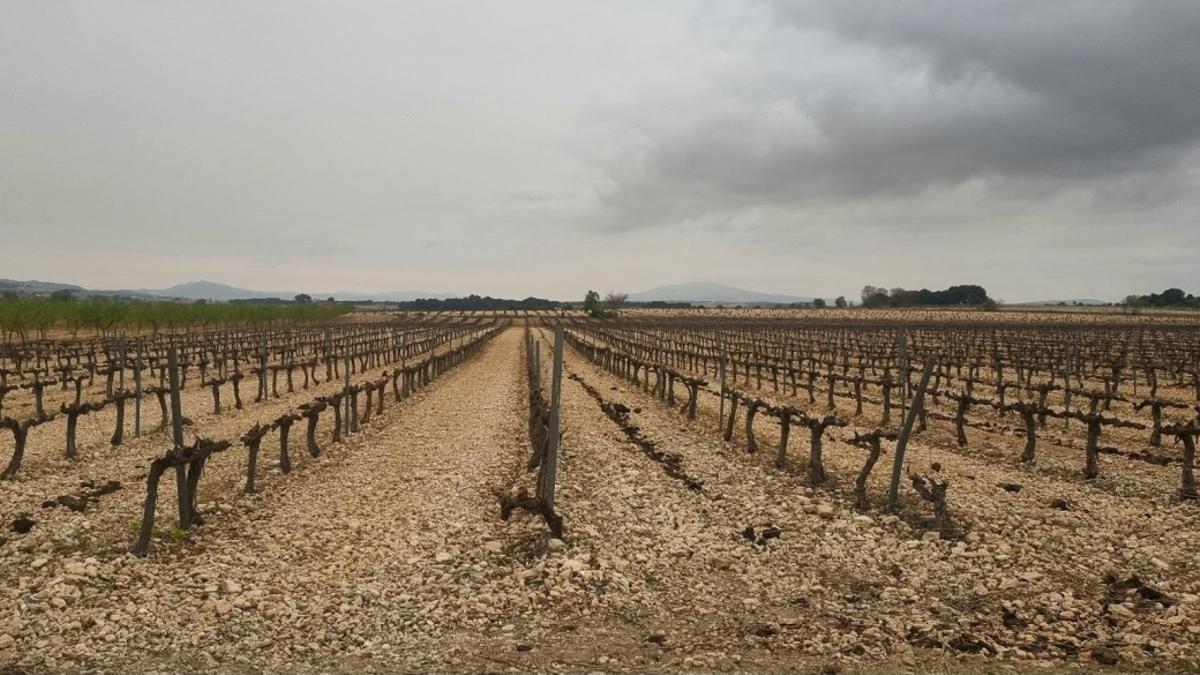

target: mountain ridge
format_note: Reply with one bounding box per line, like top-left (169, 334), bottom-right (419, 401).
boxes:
top-left (133, 281), bottom-right (455, 302)
top-left (1, 278), bottom-right (454, 302)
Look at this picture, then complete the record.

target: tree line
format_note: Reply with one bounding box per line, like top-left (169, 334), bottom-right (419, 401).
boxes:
top-left (1123, 288), bottom-right (1199, 308)
top-left (860, 284), bottom-right (995, 309)
top-left (387, 295), bottom-right (560, 311)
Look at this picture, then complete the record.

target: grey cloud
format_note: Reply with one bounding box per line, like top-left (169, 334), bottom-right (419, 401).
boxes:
top-left (593, 0), bottom-right (1200, 226)
top-left (1, 1), bottom-right (1195, 303)
top-left (784, 1), bottom-right (1200, 168)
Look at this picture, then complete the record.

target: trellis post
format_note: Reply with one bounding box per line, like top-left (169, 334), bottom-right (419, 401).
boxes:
top-left (258, 336), bottom-right (268, 401)
top-left (167, 346), bottom-right (190, 529)
top-left (718, 336), bottom-right (728, 432)
top-left (887, 358), bottom-right (935, 511)
top-left (134, 337), bottom-right (143, 437)
top-left (344, 337), bottom-right (352, 435)
top-left (117, 334), bottom-right (126, 392)
top-left (1063, 344), bottom-right (1073, 430)
top-left (897, 328), bottom-right (908, 425)
top-left (539, 324), bottom-right (564, 511)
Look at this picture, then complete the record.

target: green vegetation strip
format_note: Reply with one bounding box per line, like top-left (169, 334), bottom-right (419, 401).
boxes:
top-left (0, 298), bottom-right (351, 341)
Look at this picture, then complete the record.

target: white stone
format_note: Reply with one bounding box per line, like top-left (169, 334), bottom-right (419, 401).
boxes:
top-left (1107, 603), bottom-right (1135, 619)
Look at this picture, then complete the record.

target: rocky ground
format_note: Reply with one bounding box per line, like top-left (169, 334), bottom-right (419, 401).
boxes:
top-left (544, 328), bottom-right (1200, 672)
top-left (1, 326), bottom-right (1197, 673)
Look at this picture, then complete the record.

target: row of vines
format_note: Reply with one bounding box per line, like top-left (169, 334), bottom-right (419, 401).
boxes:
top-left (562, 315), bottom-right (1200, 533)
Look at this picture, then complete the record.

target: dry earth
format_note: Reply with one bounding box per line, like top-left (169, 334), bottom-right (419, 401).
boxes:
top-left (1, 326), bottom-right (1198, 673)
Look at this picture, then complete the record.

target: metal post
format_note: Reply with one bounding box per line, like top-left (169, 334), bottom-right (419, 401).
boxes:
top-left (344, 337), bottom-right (352, 435)
top-left (259, 337), bottom-right (267, 401)
top-left (887, 358), bottom-right (936, 511)
top-left (117, 335), bottom-right (126, 392)
top-left (134, 338), bottom-right (143, 437)
top-left (540, 325), bottom-right (564, 510)
top-left (1063, 345), bottom-right (1073, 430)
top-left (325, 326), bottom-right (333, 380)
top-left (897, 327), bottom-right (908, 425)
top-left (718, 337), bottom-right (728, 432)
top-left (167, 346), bottom-right (189, 529)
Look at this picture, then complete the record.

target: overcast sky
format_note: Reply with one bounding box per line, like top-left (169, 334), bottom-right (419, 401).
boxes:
top-left (3, 1), bottom-right (1198, 302)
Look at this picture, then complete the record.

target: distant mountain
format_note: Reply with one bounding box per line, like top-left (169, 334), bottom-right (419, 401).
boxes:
top-left (133, 280), bottom-right (296, 301)
top-left (629, 282), bottom-right (814, 306)
top-left (0, 278), bottom-right (85, 294)
top-left (3, 278), bottom-right (453, 302)
top-left (134, 281), bottom-right (455, 302)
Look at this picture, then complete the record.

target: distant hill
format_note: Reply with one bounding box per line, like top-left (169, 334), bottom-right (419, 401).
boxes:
top-left (132, 281), bottom-right (455, 302)
top-left (2, 278), bottom-right (453, 302)
top-left (130, 280), bottom-right (297, 301)
top-left (0, 278), bottom-right (159, 299)
top-left (629, 282), bottom-right (814, 306)
top-left (0, 278), bottom-right (85, 294)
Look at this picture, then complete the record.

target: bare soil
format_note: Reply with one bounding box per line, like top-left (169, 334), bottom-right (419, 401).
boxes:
top-left (1, 326), bottom-right (1197, 673)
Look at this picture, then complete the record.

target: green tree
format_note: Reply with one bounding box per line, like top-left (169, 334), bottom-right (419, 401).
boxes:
top-left (583, 290), bottom-right (602, 317)
top-left (834, 296), bottom-right (847, 308)
top-left (1162, 288), bottom-right (1187, 305)
top-left (813, 298), bottom-right (827, 308)
top-left (861, 285), bottom-right (890, 308)
top-left (295, 293), bottom-right (313, 304)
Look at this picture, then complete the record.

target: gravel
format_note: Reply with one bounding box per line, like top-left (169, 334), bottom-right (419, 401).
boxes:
top-left (1, 325), bottom-right (1197, 673)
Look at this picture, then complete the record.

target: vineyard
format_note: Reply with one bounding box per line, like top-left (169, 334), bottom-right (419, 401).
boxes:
top-left (1, 309), bottom-right (1198, 671)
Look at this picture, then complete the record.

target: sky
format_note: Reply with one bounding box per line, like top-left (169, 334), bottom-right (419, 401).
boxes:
top-left (2, 0), bottom-right (1198, 303)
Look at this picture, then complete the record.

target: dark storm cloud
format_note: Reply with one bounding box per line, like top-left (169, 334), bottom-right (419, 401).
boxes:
top-left (786, 1), bottom-right (1200, 169)
top-left (594, 0), bottom-right (1200, 226)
